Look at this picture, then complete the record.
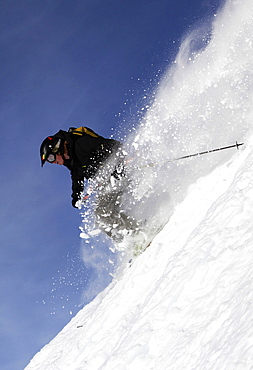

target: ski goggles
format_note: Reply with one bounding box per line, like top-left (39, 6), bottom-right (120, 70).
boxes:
top-left (47, 153), bottom-right (57, 163)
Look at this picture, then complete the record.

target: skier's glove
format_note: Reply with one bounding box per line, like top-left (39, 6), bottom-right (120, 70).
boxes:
top-left (72, 198), bottom-right (79, 209)
top-left (72, 197), bottom-right (84, 209)
top-left (72, 197), bottom-right (82, 209)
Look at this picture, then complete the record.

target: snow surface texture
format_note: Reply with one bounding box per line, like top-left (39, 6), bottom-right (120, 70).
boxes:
top-left (26, 0), bottom-right (253, 369)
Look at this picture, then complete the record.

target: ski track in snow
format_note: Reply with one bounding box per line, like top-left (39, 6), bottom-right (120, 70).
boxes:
top-left (26, 0), bottom-right (253, 368)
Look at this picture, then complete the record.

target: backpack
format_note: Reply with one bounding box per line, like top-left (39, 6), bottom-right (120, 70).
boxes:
top-left (68, 126), bottom-right (100, 138)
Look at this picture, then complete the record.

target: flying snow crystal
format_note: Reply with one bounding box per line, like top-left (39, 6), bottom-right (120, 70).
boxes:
top-left (26, 0), bottom-right (253, 369)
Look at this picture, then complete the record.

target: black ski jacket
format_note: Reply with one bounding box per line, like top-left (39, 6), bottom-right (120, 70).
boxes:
top-left (52, 129), bottom-right (121, 206)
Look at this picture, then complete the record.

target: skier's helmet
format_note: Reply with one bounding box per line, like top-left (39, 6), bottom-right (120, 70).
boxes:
top-left (40, 136), bottom-right (63, 167)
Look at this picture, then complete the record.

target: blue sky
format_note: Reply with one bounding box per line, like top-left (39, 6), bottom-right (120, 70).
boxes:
top-left (0, 0), bottom-right (221, 369)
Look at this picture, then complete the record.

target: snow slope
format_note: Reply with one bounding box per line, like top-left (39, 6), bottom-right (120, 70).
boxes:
top-left (26, 131), bottom-right (253, 370)
top-left (26, 0), bottom-right (253, 368)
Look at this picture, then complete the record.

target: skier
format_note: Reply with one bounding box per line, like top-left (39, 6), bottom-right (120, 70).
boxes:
top-left (40, 126), bottom-right (141, 241)
top-left (40, 127), bottom-right (121, 208)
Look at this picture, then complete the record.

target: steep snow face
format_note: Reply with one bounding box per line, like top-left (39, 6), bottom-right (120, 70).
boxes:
top-left (26, 0), bottom-right (253, 368)
top-left (25, 130), bottom-right (253, 370)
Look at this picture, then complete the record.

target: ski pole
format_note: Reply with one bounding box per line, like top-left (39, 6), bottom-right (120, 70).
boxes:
top-left (143, 142), bottom-right (244, 168)
top-left (175, 141), bottom-right (244, 160)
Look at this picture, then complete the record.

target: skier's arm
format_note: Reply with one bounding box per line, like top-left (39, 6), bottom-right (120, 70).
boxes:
top-left (71, 174), bottom-right (84, 208)
top-left (74, 135), bottom-right (109, 178)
